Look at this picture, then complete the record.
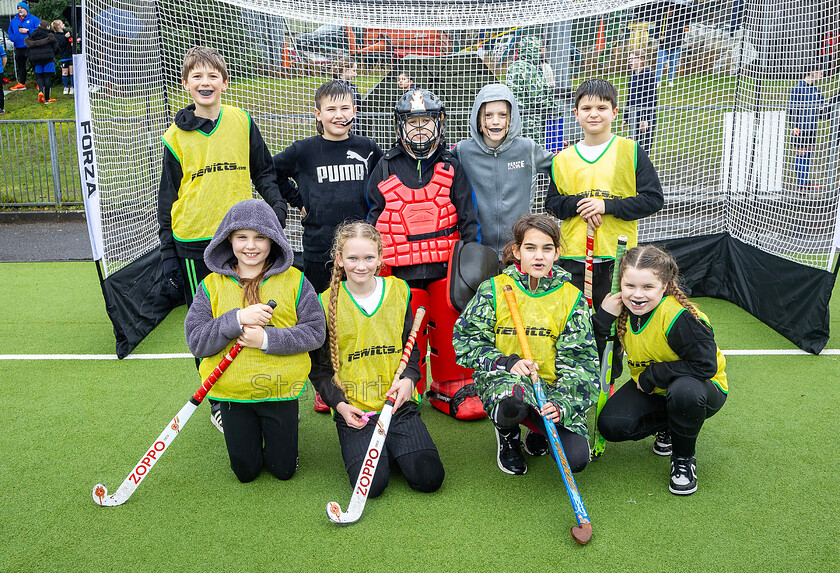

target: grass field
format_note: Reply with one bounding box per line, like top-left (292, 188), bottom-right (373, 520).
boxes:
top-left (2, 261), bottom-right (839, 572)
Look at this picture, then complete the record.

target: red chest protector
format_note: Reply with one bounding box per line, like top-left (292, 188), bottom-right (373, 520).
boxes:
top-left (375, 162), bottom-right (460, 267)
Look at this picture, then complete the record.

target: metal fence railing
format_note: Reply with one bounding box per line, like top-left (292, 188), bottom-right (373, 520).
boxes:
top-left (0, 119), bottom-right (82, 208)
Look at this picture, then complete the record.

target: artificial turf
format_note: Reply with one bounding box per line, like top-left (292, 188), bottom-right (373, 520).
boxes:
top-left (2, 262), bottom-right (839, 572)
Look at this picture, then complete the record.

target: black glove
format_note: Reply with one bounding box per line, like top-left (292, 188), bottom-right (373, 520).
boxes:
top-left (495, 353), bottom-right (522, 372)
top-left (637, 370), bottom-right (657, 394)
top-left (162, 257), bottom-right (183, 291)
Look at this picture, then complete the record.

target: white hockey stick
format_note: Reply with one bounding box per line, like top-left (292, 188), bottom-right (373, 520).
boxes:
top-left (326, 306), bottom-right (426, 524)
top-left (92, 300), bottom-right (275, 506)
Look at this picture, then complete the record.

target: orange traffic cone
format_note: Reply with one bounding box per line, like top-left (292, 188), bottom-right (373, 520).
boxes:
top-left (595, 18), bottom-right (606, 51)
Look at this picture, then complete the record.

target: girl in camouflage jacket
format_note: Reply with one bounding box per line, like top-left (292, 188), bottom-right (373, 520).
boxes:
top-left (453, 214), bottom-right (599, 476)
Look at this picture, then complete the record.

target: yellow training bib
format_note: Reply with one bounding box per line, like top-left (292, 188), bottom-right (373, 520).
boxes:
top-left (492, 274), bottom-right (583, 384)
top-left (320, 277), bottom-right (415, 411)
top-left (163, 105), bottom-right (253, 242)
top-left (199, 270), bottom-right (311, 402)
top-left (622, 296), bottom-right (728, 394)
top-left (551, 135), bottom-right (638, 258)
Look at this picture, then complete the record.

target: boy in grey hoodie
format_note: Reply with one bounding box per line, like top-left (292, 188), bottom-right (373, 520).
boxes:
top-left (185, 199), bottom-right (325, 482)
top-left (452, 83), bottom-right (558, 262)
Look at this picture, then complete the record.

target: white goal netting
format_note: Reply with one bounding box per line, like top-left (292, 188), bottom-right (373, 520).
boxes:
top-left (80, 0), bottom-right (840, 277)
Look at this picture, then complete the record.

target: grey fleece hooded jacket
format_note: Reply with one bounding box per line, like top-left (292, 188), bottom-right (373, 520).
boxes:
top-left (184, 199), bottom-right (325, 360)
top-left (452, 83), bottom-right (556, 259)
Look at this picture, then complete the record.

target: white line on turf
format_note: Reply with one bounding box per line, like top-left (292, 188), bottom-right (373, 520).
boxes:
top-left (0, 354), bottom-right (194, 360)
top-left (1, 350), bottom-right (839, 360)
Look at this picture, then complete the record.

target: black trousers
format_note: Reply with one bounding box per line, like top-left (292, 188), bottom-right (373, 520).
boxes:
top-left (218, 399), bottom-right (299, 482)
top-left (177, 256), bottom-right (211, 308)
top-left (14, 48), bottom-right (28, 84)
top-left (335, 402), bottom-right (444, 498)
top-left (492, 395), bottom-right (591, 473)
top-left (556, 258), bottom-right (614, 312)
top-left (597, 377), bottom-right (726, 457)
top-left (303, 258), bottom-right (333, 294)
top-left (178, 256), bottom-right (212, 371)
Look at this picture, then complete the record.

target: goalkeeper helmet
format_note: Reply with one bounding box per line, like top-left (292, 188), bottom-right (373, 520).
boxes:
top-left (394, 88), bottom-right (446, 160)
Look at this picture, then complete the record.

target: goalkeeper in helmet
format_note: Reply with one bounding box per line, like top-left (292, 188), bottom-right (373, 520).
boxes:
top-left (366, 88), bottom-right (481, 419)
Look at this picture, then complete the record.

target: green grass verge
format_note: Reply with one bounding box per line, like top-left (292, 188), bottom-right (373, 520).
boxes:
top-left (2, 261), bottom-right (840, 571)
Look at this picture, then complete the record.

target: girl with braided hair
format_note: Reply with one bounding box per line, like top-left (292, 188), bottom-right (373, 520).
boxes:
top-left (309, 221), bottom-right (444, 499)
top-left (594, 245), bottom-right (728, 495)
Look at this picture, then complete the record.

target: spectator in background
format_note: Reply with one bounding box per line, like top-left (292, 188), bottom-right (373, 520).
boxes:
top-left (624, 50), bottom-right (658, 154)
top-left (821, 31), bottom-right (838, 77)
top-left (7, 2), bottom-right (39, 91)
top-left (51, 20), bottom-right (74, 95)
top-left (787, 62), bottom-right (832, 191)
top-left (333, 55), bottom-right (360, 109)
top-left (653, 3), bottom-right (689, 87)
top-left (397, 70), bottom-right (415, 93)
top-left (505, 35), bottom-right (554, 142)
top-left (333, 55), bottom-right (362, 134)
top-left (0, 42), bottom-right (6, 113)
top-left (729, 0), bottom-right (745, 38)
top-left (24, 20), bottom-right (57, 104)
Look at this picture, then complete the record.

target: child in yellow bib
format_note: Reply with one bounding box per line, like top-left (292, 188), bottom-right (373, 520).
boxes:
top-left (545, 78), bottom-right (663, 311)
top-left (594, 245), bottom-right (727, 495)
top-left (184, 200), bottom-right (325, 483)
top-left (310, 221), bottom-right (444, 498)
top-left (454, 215), bottom-right (599, 476)
top-left (159, 46), bottom-right (288, 434)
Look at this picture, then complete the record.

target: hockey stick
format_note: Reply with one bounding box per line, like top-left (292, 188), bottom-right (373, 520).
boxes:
top-left (592, 236), bottom-right (628, 458)
top-left (502, 286), bottom-right (592, 545)
top-left (326, 306), bottom-right (426, 525)
top-left (584, 225), bottom-right (595, 306)
top-left (92, 300), bottom-right (277, 507)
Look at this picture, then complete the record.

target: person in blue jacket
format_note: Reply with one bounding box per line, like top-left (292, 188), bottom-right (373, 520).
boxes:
top-left (7, 2), bottom-right (40, 91)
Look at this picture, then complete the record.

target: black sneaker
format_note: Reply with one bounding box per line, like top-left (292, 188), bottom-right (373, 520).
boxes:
top-left (210, 401), bottom-right (224, 434)
top-left (669, 455), bottom-right (697, 495)
top-left (653, 430), bottom-right (672, 456)
top-left (523, 428), bottom-right (549, 456)
top-left (494, 425), bottom-right (527, 475)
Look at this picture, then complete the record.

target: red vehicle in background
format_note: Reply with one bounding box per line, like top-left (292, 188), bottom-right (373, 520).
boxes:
top-left (360, 28), bottom-right (451, 59)
top-left (287, 25), bottom-right (450, 70)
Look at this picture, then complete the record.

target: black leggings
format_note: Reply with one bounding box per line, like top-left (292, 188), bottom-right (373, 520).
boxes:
top-left (337, 403), bottom-right (444, 498)
top-left (36, 72), bottom-right (53, 100)
top-left (556, 258), bottom-right (614, 312)
top-left (597, 377), bottom-right (726, 457)
top-left (492, 394), bottom-right (591, 473)
top-left (218, 399), bottom-right (299, 483)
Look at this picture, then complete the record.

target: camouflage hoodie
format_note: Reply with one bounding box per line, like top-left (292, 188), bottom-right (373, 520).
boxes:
top-left (504, 35), bottom-right (554, 140)
top-left (453, 263), bottom-right (599, 437)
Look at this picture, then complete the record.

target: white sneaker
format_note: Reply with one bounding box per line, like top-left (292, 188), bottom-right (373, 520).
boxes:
top-left (69, 87), bottom-right (74, 95)
top-left (210, 403), bottom-right (224, 434)
top-left (669, 455), bottom-right (697, 495)
top-left (63, 87), bottom-right (69, 95)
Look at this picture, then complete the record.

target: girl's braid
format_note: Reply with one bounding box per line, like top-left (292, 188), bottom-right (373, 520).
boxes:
top-left (615, 305), bottom-right (630, 341)
top-left (665, 280), bottom-right (704, 324)
top-left (327, 260), bottom-right (345, 390)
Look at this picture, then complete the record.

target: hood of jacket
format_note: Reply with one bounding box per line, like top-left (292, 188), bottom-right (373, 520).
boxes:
top-left (26, 26), bottom-right (50, 42)
top-left (469, 83), bottom-right (523, 155)
top-left (174, 103), bottom-right (220, 132)
top-left (204, 199), bottom-right (293, 278)
top-left (517, 35), bottom-right (542, 65)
